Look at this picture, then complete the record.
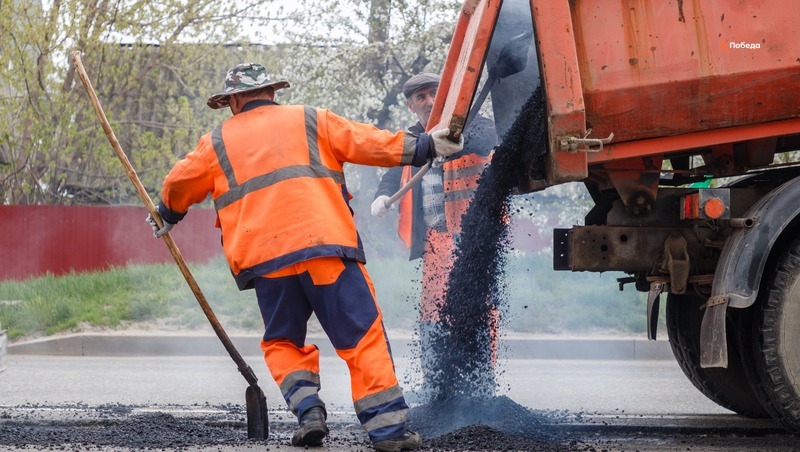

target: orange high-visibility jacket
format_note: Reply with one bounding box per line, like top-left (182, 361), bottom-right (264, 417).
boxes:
top-left (396, 115), bottom-right (495, 248)
top-left (397, 152), bottom-right (491, 243)
top-left (161, 103), bottom-right (420, 290)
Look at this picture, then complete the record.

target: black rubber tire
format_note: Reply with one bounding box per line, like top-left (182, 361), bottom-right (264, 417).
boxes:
top-left (740, 236), bottom-right (800, 433)
top-left (666, 292), bottom-right (769, 418)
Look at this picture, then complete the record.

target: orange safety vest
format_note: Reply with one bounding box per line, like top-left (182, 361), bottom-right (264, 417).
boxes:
top-left (397, 166), bottom-right (415, 248)
top-left (162, 104), bottom-right (418, 289)
top-left (443, 152), bottom-right (492, 233)
top-left (397, 152), bottom-right (491, 243)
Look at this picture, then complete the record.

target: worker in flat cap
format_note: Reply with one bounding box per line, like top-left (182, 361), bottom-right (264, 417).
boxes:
top-left (149, 63), bottom-right (465, 451)
top-left (371, 72), bottom-right (499, 399)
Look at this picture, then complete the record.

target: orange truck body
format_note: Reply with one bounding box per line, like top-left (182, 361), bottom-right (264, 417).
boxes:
top-left (539, 0), bottom-right (800, 185)
top-left (436, 0), bottom-right (800, 190)
top-left (434, 0), bottom-right (800, 432)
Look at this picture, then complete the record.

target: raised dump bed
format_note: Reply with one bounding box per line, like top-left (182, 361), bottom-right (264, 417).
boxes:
top-left (434, 0), bottom-right (800, 436)
top-left (533, 0), bottom-right (800, 188)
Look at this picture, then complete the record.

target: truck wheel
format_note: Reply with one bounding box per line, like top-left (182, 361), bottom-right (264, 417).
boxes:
top-left (742, 235), bottom-right (800, 432)
top-left (666, 292), bottom-right (768, 418)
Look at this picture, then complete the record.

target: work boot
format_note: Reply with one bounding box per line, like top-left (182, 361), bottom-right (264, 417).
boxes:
top-left (291, 406), bottom-right (328, 447)
top-left (372, 430), bottom-right (422, 452)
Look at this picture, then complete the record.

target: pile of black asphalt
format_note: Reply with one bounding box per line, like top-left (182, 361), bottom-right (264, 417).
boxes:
top-left (0, 401), bottom-right (589, 451)
top-left (4, 401), bottom-right (795, 451)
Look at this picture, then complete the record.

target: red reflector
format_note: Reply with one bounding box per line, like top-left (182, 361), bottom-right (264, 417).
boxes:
top-left (683, 193), bottom-right (699, 220)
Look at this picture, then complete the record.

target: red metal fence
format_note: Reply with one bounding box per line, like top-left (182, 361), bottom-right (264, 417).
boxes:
top-left (0, 205), bottom-right (222, 281)
top-left (0, 205), bottom-right (554, 282)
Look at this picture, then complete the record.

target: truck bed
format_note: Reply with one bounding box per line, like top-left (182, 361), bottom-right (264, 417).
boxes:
top-left (533, 0), bottom-right (800, 184)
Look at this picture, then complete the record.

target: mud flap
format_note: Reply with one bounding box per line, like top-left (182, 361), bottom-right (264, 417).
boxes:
top-left (700, 295), bottom-right (729, 368)
top-left (664, 233), bottom-right (690, 295)
top-left (647, 282), bottom-right (665, 340)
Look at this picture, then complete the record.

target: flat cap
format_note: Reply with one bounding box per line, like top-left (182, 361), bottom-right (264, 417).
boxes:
top-left (403, 72), bottom-right (440, 99)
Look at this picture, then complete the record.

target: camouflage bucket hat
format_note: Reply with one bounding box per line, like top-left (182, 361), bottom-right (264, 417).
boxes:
top-left (206, 63), bottom-right (290, 109)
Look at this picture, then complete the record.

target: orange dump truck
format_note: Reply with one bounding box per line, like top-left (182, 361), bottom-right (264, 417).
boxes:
top-left (432, 0), bottom-right (800, 432)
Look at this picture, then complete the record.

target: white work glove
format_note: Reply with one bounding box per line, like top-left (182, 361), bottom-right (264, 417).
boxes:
top-left (371, 195), bottom-right (392, 218)
top-left (430, 128), bottom-right (464, 158)
top-left (146, 213), bottom-right (175, 238)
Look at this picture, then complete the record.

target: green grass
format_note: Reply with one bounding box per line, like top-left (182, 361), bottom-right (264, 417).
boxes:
top-left (0, 257), bottom-right (256, 340)
top-left (0, 253), bottom-right (660, 341)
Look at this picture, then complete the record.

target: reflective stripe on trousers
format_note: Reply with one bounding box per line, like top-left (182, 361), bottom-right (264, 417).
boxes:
top-left (354, 384), bottom-right (409, 442)
top-left (277, 368), bottom-right (324, 418)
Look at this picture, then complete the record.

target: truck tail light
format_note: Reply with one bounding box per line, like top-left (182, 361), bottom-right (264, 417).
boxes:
top-left (680, 189), bottom-right (730, 220)
top-left (682, 193), bottom-right (700, 219)
top-left (703, 197), bottom-right (726, 219)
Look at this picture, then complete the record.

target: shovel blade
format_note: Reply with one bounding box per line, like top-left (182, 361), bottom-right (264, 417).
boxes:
top-left (245, 384), bottom-right (269, 439)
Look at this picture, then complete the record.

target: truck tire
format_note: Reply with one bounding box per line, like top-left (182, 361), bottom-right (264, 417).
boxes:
top-left (666, 292), bottom-right (768, 418)
top-left (741, 235), bottom-right (800, 432)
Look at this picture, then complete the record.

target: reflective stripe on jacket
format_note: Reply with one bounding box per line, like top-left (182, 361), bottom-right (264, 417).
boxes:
top-left (161, 103), bottom-right (418, 289)
top-left (397, 150), bottom-right (491, 243)
top-left (442, 152), bottom-right (492, 234)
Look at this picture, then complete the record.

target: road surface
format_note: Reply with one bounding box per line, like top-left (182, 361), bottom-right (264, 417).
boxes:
top-left (2, 350), bottom-right (799, 450)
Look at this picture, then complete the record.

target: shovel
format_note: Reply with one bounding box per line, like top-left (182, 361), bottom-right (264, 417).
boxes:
top-left (71, 50), bottom-right (269, 440)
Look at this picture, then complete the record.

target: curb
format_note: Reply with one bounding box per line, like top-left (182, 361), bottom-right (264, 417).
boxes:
top-left (7, 334), bottom-right (674, 360)
top-left (0, 330), bottom-right (7, 372)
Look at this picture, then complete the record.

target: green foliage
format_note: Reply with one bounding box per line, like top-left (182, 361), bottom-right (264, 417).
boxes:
top-left (0, 0), bottom-right (462, 206)
top-left (281, 1), bottom-right (457, 129)
top-left (0, 0), bottom-right (287, 205)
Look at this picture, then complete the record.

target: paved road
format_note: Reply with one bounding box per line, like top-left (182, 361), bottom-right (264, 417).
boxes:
top-left (2, 341), bottom-right (799, 451)
top-left (2, 354), bottom-right (726, 414)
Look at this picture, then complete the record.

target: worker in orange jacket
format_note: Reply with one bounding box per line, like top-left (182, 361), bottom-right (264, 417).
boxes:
top-left (147, 63), bottom-right (462, 451)
top-left (370, 73), bottom-right (498, 395)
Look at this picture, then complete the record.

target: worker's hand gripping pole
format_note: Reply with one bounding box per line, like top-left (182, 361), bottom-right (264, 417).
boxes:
top-left (71, 50), bottom-right (268, 439)
top-left (384, 160), bottom-right (432, 209)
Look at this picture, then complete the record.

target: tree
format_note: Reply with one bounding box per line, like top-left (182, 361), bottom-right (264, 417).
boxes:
top-left (0, 0), bottom-right (286, 204)
top-left (0, 0), bottom-right (462, 217)
top-left (280, 0), bottom-right (457, 128)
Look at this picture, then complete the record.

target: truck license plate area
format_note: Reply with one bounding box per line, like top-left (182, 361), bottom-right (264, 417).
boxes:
top-left (554, 226), bottom-right (718, 274)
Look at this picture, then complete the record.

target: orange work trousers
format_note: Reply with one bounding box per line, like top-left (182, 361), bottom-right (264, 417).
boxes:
top-left (255, 256), bottom-right (410, 443)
